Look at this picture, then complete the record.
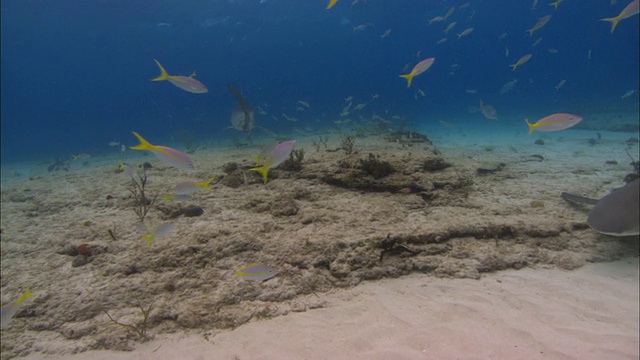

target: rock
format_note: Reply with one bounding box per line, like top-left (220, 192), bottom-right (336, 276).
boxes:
top-left (57, 244), bottom-right (78, 256)
top-left (184, 205), bottom-right (204, 217)
top-left (71, 255), bottom-right (88, 267)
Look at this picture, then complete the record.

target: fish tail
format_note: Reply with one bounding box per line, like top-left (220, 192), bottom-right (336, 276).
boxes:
top-left (509, 63), bottom-right (518, 71)
top-left (525, 118), bottom-right (535, 135)
top-left (141, 234), bottom-right (153, 246)
top-left (249, 166), bottom-right (269, 184)
top-left (398, 73), bottom-right (414, 87)
top-left (599, 16), bottom-right (621, 33)
top-left (200, 177), bottom-right (215, 191)
top-left (130, 131), bottom-right (155, 151)
top-left (151, 59), bottom-right (170, 81)
top-left (526, 29), bottom-right (534, 36)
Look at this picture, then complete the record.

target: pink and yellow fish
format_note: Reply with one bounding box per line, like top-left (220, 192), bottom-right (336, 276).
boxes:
top-left (399, 58), bottom-right (435, 87)
top-left (600, 0), bottom-right (639, 33)
top-left (525, 113), bottom-right (583, 135)
top-left (151, 59), bottom-right (208, 94)
top-left (250, 140), bottom-right (296, 183)
top-left (130, 132), bottom-right (194, 170)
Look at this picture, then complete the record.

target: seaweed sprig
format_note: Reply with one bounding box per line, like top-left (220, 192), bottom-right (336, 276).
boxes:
top-left (128, 166), bottom-right (158, 223)
top-left (104, 300), bottom-right (153, 339)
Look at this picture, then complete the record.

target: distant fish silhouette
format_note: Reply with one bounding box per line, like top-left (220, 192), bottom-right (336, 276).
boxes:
top-left (228, 83), bottom-right (255, 133)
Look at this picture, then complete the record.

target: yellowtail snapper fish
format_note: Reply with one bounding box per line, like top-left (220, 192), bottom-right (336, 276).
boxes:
top-left (250, 140), bottom-right (296, 183)
top-left (236, 264), bottom-right (279, 281)
top-left (136, 223), bottom-right (174, 246)
top-left (1, 288), bottom-right (34, 329)
top-left (151, 59), bottom-right (208, 94)
top-left (130, 132), bottom-right (194, 170)
top-left (173, 178), bottom-right (215, 195)
top-left (399, 58), bottom-right (435, 87)
top-left (525, 113), bottom-right (583, 135)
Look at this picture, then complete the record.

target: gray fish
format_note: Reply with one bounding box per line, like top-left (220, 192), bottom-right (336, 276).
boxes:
top-left (227, 83), bottom-right (255, 133)
top-left (587, 180), bottom-right (639, 236)
top-left (563, 180), bottom-right (639, 236)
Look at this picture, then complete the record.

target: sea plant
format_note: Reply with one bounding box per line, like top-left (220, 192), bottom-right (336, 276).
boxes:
top-left (280, 148), bottom-right (305, 171)
top-left (128, 166), bottom-right (158, 223)
top-left (340, 134), bottom-right (356, 154)
top-left (104, 300), bottom-right (153, 339)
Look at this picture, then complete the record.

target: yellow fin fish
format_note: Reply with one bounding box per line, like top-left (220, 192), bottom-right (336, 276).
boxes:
top-left (151, 59), bottom-right (208, 94)
top-left (399, 58), bottom-right (436, 87)
top-left (1, 288), bottom-right (34, 329)
top-left (600, 0), bottom-right (639, 33)
top-left (327, 0), bottom-right (339, 9)
top-left (130, 132), bottom-right (194, 170)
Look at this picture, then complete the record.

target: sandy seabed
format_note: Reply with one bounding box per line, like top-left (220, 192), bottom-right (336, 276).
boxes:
top-left (1, 120), bottom-right (638, 360)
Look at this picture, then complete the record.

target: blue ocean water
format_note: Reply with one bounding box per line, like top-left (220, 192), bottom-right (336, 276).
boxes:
top-left (1, 0), bottom-right (638, 164)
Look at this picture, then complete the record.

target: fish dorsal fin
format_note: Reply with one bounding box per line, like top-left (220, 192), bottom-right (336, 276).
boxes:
top-left (190, 71), bottom-right (197, 77)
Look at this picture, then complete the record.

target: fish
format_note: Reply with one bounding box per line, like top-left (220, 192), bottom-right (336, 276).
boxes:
top-left (228, 83), bottom-right (255, 133)
top-left (380, 28), bottom-right (392, 39)
top-left (549, 0), bottom-right (563, 10)
top-left (510, 54), bottom-right (532, 71)
top-left (236, 264), bottom-right (279, 281)
top-left (587, 180), bottom-right (639, 236)
top-left (173, 178), bottom-right (214, 195)
top-left (428, 16), bottom-right (445, 25)
top-left (527, 15), bottom-right (551, 36)
top-left (500, 79), bottom-right (518, 94)
top-left (479, 100), bottom-right (498, 120)
top-left (600, 0), bottom-right (640, 33)
top-left (250, 139), bottom-right (296, 183)
top-left (399, 58), bottom-right (435, 87)
top-left (163, 193), bottom-right (194, 202)
top-left (437, 38), bottom-right (448, 45)
top-left (297, 100), bottom-right (310, 108)
top-left (443, 21), bottom-right (457, 34)
top-left (457, 27), bottom-right (474, 39)
top-left (282, 113), bottom-right (298, 122)
top-left (130, 132), bottom-right (194, 170)
top-left (562, 180), bottom-right (640, 236)
top-left (344, 96), bottom-right (354, 102)
top-left (621, 89), bottom-right (637, 100)
top-left (71, 153), bottom-right (91, 160)
top-left (547, 48), bottom-right (559, 53)
top-left (444, 6), bottom-right (455, 19)
top-left (532, 37), bottom-right (543, 47)
top-left (505, 46), bottom-right (510, 57)
top-left (109, 141), bottom-right (120, 146)
top-left (137, 223), bottom-right (173, 246)
top-left (465, 89), bottom-right (477, 94)
top-left (532, 0), bottom-right (539, 9)
top-left (353, 103), bottom-right (367, 110)
top-left (327, 0), bottom-right (339, 9)
top-left (554, 79), bottom-right (567, 90)
top-left (1, 288), bottom-right (34, 329)
top-left (151, 59), bottom-right (208, 94)
top-left (525, 113), bottom-right (582, 135)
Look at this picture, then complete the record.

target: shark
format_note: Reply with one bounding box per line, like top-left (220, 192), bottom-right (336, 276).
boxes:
top-left (227, 83), bottom-right (255, 134)
top-left (562, 179), bottom-right (639, 237)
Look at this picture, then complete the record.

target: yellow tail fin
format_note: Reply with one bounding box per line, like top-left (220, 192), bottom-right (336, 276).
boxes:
top-left (249, 166), bottom-right (269, 184)
top-left (151, 59), bottom-right (170, 81)
top-left (130, 131), bottom-right (155, 151)
top-left (399, 73), bottom-right (414, 87)
top-left (600, 16), bottom-right (621, 33)
top-left (525, 118), bottom-right (535, 135)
